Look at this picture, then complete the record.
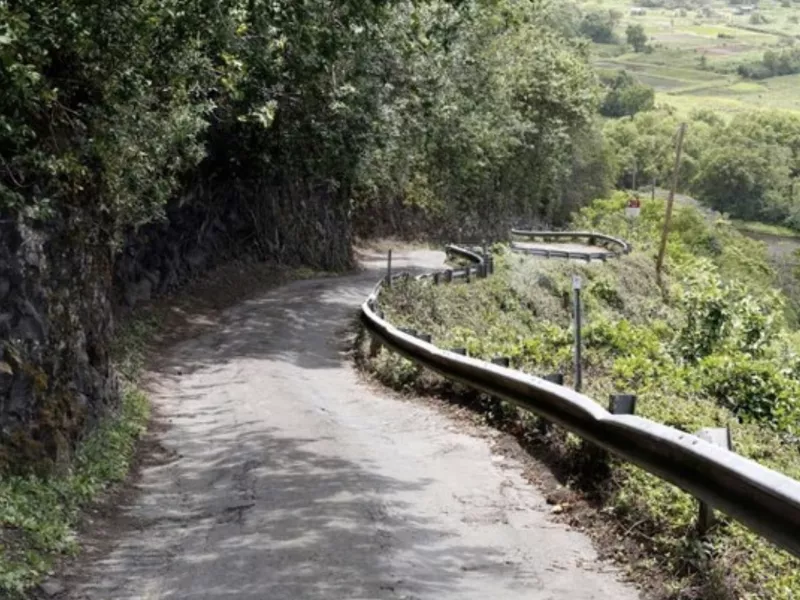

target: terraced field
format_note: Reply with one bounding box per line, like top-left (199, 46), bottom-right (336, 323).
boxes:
top-left (584, 0), bottom-right (800, 115)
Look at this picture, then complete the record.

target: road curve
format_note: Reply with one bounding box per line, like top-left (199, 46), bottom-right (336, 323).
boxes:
top-left (70, 248), bottom-right (640, 600)
top-left (512, 241), bottom-right (614, 257)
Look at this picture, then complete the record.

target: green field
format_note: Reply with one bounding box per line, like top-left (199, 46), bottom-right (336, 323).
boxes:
top-left (584, 0), bottom-right (800, 115)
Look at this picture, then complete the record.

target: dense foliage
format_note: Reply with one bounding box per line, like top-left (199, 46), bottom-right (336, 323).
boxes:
top-left (367, 195), bottom-right (800, 599)
top-left (599, 70), bottom-right (655, 118)
top-left (0, 0), bottom-right (609, 247)
top-left (604, 108), bottom-right (800, 229)
top-left (579, 9), bottom-right (621, 43)
top-left (351, 1), bottom-right (607, 236)
top-left (738, 47), bottom-right (800, 80)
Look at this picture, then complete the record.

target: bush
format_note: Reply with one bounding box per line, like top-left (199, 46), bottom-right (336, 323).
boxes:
top-left (600, 71), bottom-right (656, 118)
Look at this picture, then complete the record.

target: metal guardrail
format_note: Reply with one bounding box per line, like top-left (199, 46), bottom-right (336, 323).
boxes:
top-left (360, 238), bottom-right (800, 559)
top-left (510, 230), bottom-right (632, 261)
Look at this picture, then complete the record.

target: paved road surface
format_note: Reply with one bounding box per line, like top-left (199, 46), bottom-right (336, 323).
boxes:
top-left (71, 248), bottom-right (640, 600)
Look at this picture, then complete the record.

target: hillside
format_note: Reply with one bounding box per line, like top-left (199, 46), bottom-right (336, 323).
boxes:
top-left (364, 195), bottom-right (800, 599)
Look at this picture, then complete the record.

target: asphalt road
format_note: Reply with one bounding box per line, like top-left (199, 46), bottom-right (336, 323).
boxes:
top-left (71, 248), bottom-right (640, 600)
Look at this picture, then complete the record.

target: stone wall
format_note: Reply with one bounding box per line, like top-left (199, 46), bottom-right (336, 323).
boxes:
top-left (0, 180), bottom-right (352, 472)
top-left (0, 218), bottom-right (117, 472)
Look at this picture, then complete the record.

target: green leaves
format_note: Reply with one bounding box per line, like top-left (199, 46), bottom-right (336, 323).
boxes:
top-left (0, 386), bottom-right (149, 597)
top-left (352, 0), bottom-right (601, 234)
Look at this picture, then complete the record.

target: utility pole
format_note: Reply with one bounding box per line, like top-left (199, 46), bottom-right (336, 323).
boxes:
top-left (656, 123), bottom-right (687, 286)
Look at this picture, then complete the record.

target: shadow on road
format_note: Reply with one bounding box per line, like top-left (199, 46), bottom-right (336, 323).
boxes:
top-left (75, 416), bottom-right (508, 599)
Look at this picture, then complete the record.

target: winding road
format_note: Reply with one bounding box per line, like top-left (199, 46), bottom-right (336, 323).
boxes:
top-left (70, 248), bottom-right (640, 600)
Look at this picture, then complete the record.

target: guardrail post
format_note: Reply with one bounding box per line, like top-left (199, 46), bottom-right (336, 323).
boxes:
top-left (609, 394), bottom-right (637, 415)
top-left (399, 327), bottom-right (417, 338)
top-left (491, 357), bottom-right (510, 367)
top-left (369, 335), bottom-right (381, 357)
top-left (386, 249), bottom-right (393, 288)
top-left (433, 272), bottom-right (441, 285)
top-left (417, 333), bottom-right (432, 343)
top-left (573, 276), bottom-right (583, 393)
top-left (582, 395), bottom-right (638, 468)
top-left (445, 269), bottom-right (453, 283)
top-left (538, 373), bottom-right (564, 433)
top-left (695, 427), bottom-right (733, 535)
top-left (465, 266), bottom-right (471, 283)
top-left (488, 255), bottom-right (494, 275)
top-left (451, 348), bottom-right (467, 355)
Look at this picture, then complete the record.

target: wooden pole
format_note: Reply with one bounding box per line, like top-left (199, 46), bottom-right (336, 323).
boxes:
top-left (656, 123), bottom-right (687, 286)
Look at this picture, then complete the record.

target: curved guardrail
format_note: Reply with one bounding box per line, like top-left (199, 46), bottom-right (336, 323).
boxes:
top-left (360, 237), bottom-right (800, 559)
top-left (511, 229), bottom-right (631, 260)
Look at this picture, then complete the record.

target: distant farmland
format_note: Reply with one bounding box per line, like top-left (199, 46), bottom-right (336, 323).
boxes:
top-left (584, 0), bottom-right (800, 115)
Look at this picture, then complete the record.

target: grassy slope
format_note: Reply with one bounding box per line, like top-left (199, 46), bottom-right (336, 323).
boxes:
top-left (365, 195), bottom-right (800, 599)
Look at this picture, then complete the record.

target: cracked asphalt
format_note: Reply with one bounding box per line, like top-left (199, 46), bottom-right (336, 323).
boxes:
top-left (70, 248), bottom-right (641, 600)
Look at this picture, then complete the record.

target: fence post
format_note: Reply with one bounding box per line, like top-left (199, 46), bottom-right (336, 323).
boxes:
top-left (695, 427), bottom-right (733, 534)
top-left (369, 334), bottom-right (381, 357)
top-left (573, 276), bottom-right (583, 393)
top-left (386, 249), bottom-right (393, 288)
top-left (538, 373), bottom-right (564, 433)
top-left (608, 394), bottom-right (637, 415)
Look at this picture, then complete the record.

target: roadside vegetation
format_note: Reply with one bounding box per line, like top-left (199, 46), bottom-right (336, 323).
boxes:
top-left (362, 194), bottom-right (800, 599)
top-left (603, 108), bottom-right (800, 233)
top-left (0, 322), bottom-right (153, 597)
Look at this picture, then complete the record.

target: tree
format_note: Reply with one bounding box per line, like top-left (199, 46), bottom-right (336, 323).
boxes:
top-left (580, 10), bottom-right (619, 43)
top-left (352, 0), bottom-right (600, 237)
top-left (600, 71), bottom-right (655, 118)
top-left (603, 108), bottom-right (710, 189)
top-left (626, 24), bottom-right (649, 52)
top-left (691, 134), bottom-right (792, 222)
